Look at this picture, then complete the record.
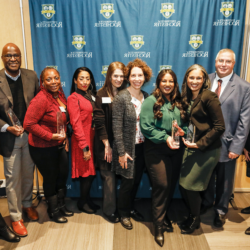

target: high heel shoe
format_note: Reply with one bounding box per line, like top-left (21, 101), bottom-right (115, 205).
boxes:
top-left (181, 215), bottom-right (200, 234)
top-left (77, 200), bottom-right (96, 214)
top-left (154, 225), bottom-right (164, 247)
top-left (179, 213), bottom-right (192, 230)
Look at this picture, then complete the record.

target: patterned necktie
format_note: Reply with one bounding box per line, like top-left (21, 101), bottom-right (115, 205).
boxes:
top-left (215, 79), bottom-right (222, 97)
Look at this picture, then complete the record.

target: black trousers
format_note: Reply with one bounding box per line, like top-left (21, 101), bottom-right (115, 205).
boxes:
top-left (144, 138), bottom-right (183, 226)
top-left (118, 143), bottom-right (145, 217)
top-left (29, 144), bottom-right (69, 198)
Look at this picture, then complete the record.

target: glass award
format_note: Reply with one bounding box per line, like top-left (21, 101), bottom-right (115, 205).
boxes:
top-left (172, 120), bottom-right (180, 148)
top-left (57, 111), bottom-right (65, 137)
top-left (186, 123), bottom-right (196, 143)
top-left (7, 108), bottom-right (22, 128)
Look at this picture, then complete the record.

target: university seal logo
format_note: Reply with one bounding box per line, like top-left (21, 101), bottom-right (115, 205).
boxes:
top-left (72, 36), bottom-right (86, 50)
top-left (46, 65), bottom-right (58, 70)
top-left (130, 35), bottom-right (144, 50)
top-left (160, 3), bottom-right (175, 18)
top-left (101, 65), bottom-right (109, 77)
top-left (41, 4), bottom-right (55, 19)
top-left (159, 65), bottom-right (172, 72)
top-left (189, 35), bottom-right (203, 49)
top-left (100, 4), bottom-right (115, 19)
top-left (220, 2), bottom-right (234, 17)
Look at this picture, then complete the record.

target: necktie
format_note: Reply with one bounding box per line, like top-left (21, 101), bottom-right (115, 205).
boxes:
top-left (215, 79), bottom-right (222, 97)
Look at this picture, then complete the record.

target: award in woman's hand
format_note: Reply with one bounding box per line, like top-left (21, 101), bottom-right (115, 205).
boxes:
top-left (57, 111), bottom-right (65, 137)
top-left (186, 123), bottom-right (196, 143)
top-left (172, 120), bottom-right (180, 148)
top-left (7, 108), bottom-right (22, 128)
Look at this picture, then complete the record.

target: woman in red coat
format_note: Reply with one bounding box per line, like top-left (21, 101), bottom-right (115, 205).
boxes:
top-left (67, 67), bottom-right (99, 214)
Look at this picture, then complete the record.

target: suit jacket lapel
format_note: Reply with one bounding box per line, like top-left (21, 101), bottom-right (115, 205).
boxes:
top-left (219, 73), bottom-right (235, 105)
top-left (0, 69), bottom-right (13, 106)
top-left (209, 73), bottom-right (216, 90)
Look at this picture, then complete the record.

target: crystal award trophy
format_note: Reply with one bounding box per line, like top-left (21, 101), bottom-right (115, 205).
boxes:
top-left (186, 122), bottom-right (196, 143)
top-left (57, 111), bottom-right (65, 137)
top-left (7, 108), bottom-right (22, 128)
top-left (171, 120), bottom-right (180, 148)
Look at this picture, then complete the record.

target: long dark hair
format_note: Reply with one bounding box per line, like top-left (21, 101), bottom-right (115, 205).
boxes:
top-left (152, 69), bottom-right (182, 120)
top-left (70, 67), bottom-right (97, 95)
top-left (100, 62), bottom-right (126, 97)
top-left (181, 64), bottom-right (211, 121)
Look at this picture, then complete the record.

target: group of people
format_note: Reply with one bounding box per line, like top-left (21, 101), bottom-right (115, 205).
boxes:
top-left (0, 43), bottom-right (250, 247)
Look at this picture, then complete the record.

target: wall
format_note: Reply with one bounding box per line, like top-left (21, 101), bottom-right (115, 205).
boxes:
top-left (0, 0), bottom-right (250, 191)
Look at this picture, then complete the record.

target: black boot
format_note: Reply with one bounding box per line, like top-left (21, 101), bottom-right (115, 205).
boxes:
top-left (57, 189), bottom-right (74, 217)
top-left (181, 215), bottom-right (200, 234)
top-left (163, 215), bottom-right (173, 232)
top-left (47, 195), bottom-right (68, 223)
top-left (179, 213), bottom-right (192, 230)
top-left (77, 200), bottom-right (96, 214)
top-left (0, 214), bottom-right (20, 242)
top-left (154, 225), bottom-right (164, 247)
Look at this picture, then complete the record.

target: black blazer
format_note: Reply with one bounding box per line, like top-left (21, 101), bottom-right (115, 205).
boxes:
top-left (190, 89), bottom-right (225, 151)
top-left (0, 68), bottom-right (39, 157)
top-left (93, 87), bottom-right (113, 170)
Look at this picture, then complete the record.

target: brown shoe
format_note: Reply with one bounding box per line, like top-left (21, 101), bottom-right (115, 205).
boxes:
top-left (12, 220), bottom-right (28, 237)
top-left (23, 207), bottom-right (39, 221)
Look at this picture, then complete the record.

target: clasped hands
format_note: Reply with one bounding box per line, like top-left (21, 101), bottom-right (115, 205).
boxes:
top-left (166, 136), bottom-right (198, 150)
top-left (7, 125), bottom-right (24, 137)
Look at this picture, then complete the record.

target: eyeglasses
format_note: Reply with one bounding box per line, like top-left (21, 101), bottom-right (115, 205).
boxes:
top-left (3, 54), bottom-right (21, 59)
top-left (217, 59), bottom-right (233, 65)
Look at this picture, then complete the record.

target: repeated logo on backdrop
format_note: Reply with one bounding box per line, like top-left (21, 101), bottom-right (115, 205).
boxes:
top-left (159, 65), bottom-right (172, 72)
top-left (37, 4), bottom-right (62, 28)
top-left (160, 3), bottom-right (175, 18)
top-left (154, 2), bottom-right (181, 27)
top-left (101, 65), bottom-right (109, 78)
top-left (72, 36), bottom-right (86, 50)
top-left (214, 1), bottom-right (239, 26)
top-left (100, 3), bottom-right (115, 19)
top-left (130, 35), bottom-right (144, 50)
top-left (189, 35), bottom-right (203, 50)
top-left (95, 3), bottom-right (121, 27)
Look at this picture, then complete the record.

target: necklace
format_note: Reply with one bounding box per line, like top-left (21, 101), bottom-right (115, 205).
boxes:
top-left (53, 94), bottom-right (59, 99)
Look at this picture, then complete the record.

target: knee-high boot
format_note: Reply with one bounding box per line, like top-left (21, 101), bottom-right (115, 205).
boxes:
top-left (57, 188), bottom-right (74, 217)
top-left (47, 195), bottom-right (67, 223)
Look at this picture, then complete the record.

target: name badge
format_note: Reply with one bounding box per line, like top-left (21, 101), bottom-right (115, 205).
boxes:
top-left (102, 97), bottom-right (111, 104)
top-left (59, 106), bottom-right (66, 112)
top-left (91, 95), bottom-right (96, 102)
top-left (131, 97), bottom-right (139, 105)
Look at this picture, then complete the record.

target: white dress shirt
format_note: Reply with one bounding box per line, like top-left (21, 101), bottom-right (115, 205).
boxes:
top-left (211, 71), bottom-right (233, 97)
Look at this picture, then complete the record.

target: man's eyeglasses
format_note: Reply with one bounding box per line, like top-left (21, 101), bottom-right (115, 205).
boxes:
top-left (3, 54), bottom-right (21, 59)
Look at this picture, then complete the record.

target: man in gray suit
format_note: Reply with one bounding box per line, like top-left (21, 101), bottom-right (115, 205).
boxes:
top-left (0, 43), bottom-right (39, 237)
top-left (201, 48), bottom-right (250, 228)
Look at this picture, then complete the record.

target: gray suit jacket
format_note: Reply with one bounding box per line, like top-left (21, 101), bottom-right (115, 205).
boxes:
top-left (0, 68), bottom-right (39, 157)
top-left (209, 72), bottom-right (250, 162)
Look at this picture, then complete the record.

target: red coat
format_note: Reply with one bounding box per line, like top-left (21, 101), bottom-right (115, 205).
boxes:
top-left (67, 92), bottom-right (96, 178)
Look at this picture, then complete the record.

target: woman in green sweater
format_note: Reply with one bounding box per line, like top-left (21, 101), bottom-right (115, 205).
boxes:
top-left (140, 69), bottom-right (186, 247)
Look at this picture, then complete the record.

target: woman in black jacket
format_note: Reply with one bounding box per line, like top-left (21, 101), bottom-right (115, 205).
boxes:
top-left (94, 62), bottom-right (126, 223)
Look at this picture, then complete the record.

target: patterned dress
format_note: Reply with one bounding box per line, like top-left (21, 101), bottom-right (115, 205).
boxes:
top-left (67, 92), bottom-right (96, 178)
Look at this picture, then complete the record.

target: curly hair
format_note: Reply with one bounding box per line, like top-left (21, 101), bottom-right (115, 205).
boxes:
top-left (100, 62), bottom-right (127, 97)
top-left (181, 64), bottom-right (211, 122)
top-left (125, 58), bottom-right (152, 85)
top-left (152, 69), bottom-right (182, 120)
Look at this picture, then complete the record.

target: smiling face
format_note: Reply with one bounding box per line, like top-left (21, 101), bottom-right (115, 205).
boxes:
top-left (187, 69), bottom-right (204, 95)
top-left (74, 70), bottom-right (91, 92)
top-left (128, 67), bottom-right (145, 90)
top-left (43, 69), bottom-right (61, 94)
top-left (111, 69), bottom-right (124, 89)
top-left (159, 73), bottom-right (175, 101)
top-left (1, 43), bottom-right (21, 77)
top-left (215, 51), bottom-right (235, 78)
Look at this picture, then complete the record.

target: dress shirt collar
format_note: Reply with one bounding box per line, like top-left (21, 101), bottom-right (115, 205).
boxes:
top-left (5, 70), bottom-right (21, 81)
top-left (215, 71), bottom-right (233, 83)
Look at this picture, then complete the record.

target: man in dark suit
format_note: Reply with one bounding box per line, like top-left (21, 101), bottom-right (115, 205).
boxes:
top-left (0, 43), bottom-right (39, 237)
top-left (201, 48), bottom-right (250, 228)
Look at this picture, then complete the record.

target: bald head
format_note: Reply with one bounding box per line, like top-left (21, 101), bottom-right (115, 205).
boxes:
top-left (1, 43), bottom-right (21, 77)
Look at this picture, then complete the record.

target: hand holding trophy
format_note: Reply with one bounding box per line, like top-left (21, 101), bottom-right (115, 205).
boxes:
top-left (51, 111), bottom-right (66, 141)
top-left (182, 122), bottom-right (198, 149)
top-left (6, 108), bottom-right (24, 136)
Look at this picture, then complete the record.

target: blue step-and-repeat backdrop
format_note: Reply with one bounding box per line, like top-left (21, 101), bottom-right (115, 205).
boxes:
top-left (29, 0), bottom-right (246, 197)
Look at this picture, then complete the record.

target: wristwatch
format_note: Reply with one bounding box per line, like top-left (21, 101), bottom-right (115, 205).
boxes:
top-left (83, 146), bottom-right (89, 152)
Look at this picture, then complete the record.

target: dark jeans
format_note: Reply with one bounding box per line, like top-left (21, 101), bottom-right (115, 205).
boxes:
top-left (144, 138), bottom-right (183, 226)
top-left (29, 144), bottom-right (69, 198)
top-left (118, 143), bottom-right (145, 217)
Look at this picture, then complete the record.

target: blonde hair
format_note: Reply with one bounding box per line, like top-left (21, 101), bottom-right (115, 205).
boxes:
top-left (215, 48), bottom-right (236, 61)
